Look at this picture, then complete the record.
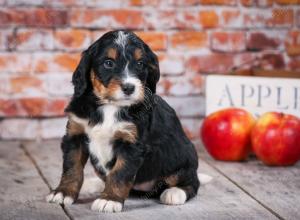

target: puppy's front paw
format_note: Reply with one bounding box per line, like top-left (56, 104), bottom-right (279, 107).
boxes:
top-left (46, 191), bottom-right (74, 205)
top-left (160, 187), bottom-right (187, 205)
top-left (91, 199), bottom-right (123, 213)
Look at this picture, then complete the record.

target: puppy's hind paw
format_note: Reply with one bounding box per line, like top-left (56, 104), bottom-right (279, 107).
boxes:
top-left (91, 199), bottom-right (123, 213)
top-left (46, 192), bottom-right (74, 205)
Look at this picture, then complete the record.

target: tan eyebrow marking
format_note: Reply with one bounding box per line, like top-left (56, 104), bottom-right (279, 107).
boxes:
top-left (134, 48), bottom-right (143, 60)
top-left (107, 48), bottom-right (117, 60)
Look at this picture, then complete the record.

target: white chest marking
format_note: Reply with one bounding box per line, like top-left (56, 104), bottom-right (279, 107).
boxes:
top-left (70, 105), bottom-right (132, 174)
top-left (88, 105), bottom-right (117, 173)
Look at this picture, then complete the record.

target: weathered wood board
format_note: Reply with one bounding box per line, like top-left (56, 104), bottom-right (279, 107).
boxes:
top-left (198, 141), bottom-right (300, 220)
top-left (0, 141), bottom-right (68, 220)
top-left (24, 140), bottom-right (276, 220)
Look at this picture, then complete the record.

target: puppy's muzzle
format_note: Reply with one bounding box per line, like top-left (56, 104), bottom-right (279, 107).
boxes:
top-left (121, 83), bottom-right (135, 96)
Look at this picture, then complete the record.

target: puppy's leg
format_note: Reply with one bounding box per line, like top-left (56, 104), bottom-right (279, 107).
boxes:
top-left (46, 134), bottom-right (89, 205)
top-left (160, 168), bottom-right (199, 205)
top-left (91, 142), bottom-right (145, 213)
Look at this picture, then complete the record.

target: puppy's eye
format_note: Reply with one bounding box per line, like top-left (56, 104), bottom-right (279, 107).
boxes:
top-left (103, 59), bottom-right (115, 69)
top-left (136, 61), bottom-right (144, 69)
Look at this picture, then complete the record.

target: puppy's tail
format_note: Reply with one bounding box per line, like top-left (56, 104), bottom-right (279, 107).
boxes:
top-left (198, 173), bottom-right (213, 185)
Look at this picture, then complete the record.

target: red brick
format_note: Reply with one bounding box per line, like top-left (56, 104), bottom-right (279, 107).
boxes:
top-left (260, 53), bottom-right (285, 70)
top-left (186, 53), bottom-right (235, 74)
top-left (297, 10), bottom-right (300, 27)
top-left (0, 99), bottom-right (19, 117)
top-left (243, 9), bottom-right (270, 28)
top-left (285, 31), bottom-right (300, 56)
top-left (200, 0), bottom-right (236, 5)
top-left (275, 0), bottom-right (300, 4)
top-left (221, 10), bottom-right (243, 28)
top-left (10, 76), bottom-right (42, 93)
top-left (130, 0), bottom-right (159, 6)
top-left (19, 98), bottom-right (47, 117)
top-left (241, 0), bottom-right (273, 6)
top-left (0, 53), bottom-right (32, 73)
top-left (170, 32), bottom-right (208, 49)
top-left (15, 29), bottom-right (54, 51)
top-left (145, 10), bottom-right (200, 30)
top-left (211, 31), bottom-right (246, 52)
top-left (288, 57), bottom-right (300, 70)
top-left (0, 8), bottom-right (69, 27)
top-left (46, 99), bottom-right (68, 116)
top-left (0, 98), bottom-right (69, 117)
top-left (54, 29), bottom-right (91, 51)
top-left (71, 9), bottom-right (144, 29)
top-left (175, 11), bottom-right (201, 29)
top-left (32, 52), bottom-right (80, 73)
top-left (247, 31), bottom-right (283, 50)
top-left (53, 53), bottom-right (81, 72)
top-left (135, 32), bottom-right (167, 51)
top-left (199, 11), bottom-right (219, 28)
top-left (268, 9), bottom-right (294, 27)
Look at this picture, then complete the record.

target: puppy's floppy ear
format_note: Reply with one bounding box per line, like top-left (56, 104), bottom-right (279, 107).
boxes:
top-left (72, 50), bottom-right (92, 97)
top-left (144, 44), bottom-right (160, 94)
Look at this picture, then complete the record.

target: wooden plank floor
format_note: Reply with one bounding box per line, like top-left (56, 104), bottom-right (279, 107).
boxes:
top-left (0, 140), bottom-right (299, 220)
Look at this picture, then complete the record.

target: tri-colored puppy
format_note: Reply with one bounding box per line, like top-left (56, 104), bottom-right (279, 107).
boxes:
top-left (46, 30), bottom-right (200, 213)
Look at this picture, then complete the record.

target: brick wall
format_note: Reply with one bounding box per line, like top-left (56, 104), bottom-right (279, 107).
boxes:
top-left (0, 0), bottom-right (299, 140)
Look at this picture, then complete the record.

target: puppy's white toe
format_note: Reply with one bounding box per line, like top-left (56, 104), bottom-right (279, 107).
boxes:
top-left (52, 192), bottom-right (64, 204)
top-left (160, 187), bottom-right (187, 205)
top-left (46, 193), bottom-right (55, 202)
top-left (46, 192), bottom-right (74, 205)
top-left (63, 196), bottom-right (74, 205)
top-left (91, 199), bottom-right (123, 213)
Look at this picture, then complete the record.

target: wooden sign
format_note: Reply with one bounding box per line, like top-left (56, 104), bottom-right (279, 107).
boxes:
top-left (206, 75), bottom-right (300, 117)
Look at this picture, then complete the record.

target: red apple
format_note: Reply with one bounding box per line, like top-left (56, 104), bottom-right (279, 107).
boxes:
top-left (252, 112), bottom-right (300, 166)
top-left (201, 108), bottom-right (255, 161)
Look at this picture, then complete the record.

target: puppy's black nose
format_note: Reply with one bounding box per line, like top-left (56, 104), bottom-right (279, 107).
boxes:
top-left (121, 83), bottom-right (135, 95)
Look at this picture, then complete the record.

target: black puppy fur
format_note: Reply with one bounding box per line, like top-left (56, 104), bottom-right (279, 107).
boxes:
top-left (47, 30), bottom-right (200, 212)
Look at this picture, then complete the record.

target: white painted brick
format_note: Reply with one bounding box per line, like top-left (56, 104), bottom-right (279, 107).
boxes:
top-left (0, 119), bottom-right (39, 140)
top-left (85, 0), bottom-right (123, 7)
top-left (162, 96), bottom-right (205, 117)
top-left (41, 74), bottom-right (73, 96)
top-left (15, 29), bottom-right (54, 51)
top-left (159, 54), bottom-right (184, 75)
top-left (157, 74), bottom-right (203, 96)
top-left (0, 75), bottom-right (11, 98)
top-left (40, 117), bottom-right (68, 139)
top-left (0, 53), bottom-right (32, 73)
top-left (6, 0), bottom-right (45, 6)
